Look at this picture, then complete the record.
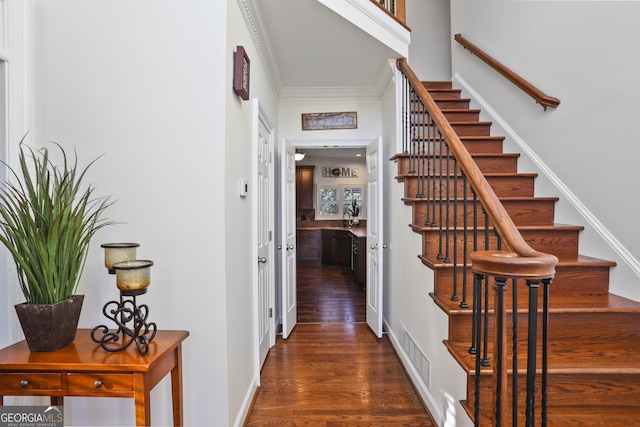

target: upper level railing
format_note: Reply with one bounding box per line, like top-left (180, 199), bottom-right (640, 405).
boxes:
top-left (371, 0), bottom-right (406, 27)
top-left (396, 57), bottom-right (559, 426)
top-left (454, 34), bottom-right (560, 111)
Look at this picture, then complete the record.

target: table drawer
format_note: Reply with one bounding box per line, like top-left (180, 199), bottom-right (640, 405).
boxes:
top-left (0, 373), bottom-right (62, 392)
top-left (67, 373), bottom-right (133, 392)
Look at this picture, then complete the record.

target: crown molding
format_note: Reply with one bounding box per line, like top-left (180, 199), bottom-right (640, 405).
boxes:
top-left (279, 61), bottom-right (394, 104)
top-left (278, 86), bottom-right (382, 105)
top-left (239, 0), bottom-right (283, 96)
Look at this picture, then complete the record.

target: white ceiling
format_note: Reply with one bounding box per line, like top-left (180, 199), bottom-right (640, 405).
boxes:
top-left (253, 0), bottom-right (402, 90)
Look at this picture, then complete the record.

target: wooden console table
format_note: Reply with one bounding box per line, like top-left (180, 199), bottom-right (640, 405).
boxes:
top-left (0, 329), bottom-right (189, 426)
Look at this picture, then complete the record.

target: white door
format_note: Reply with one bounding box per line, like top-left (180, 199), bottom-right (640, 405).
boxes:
top-left (280, 139), bottom-right (297, 339)
top-left (255, 101), bottom-right (275, 368)
top-left (366, 137), bottom-right (384, 338)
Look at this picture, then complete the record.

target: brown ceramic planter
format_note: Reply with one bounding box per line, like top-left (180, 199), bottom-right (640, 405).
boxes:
top-left (14, 295), bottom-right (84, 352)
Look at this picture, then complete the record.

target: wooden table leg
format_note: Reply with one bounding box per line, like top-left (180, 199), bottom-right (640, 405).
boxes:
top-left (51, 396), bottom-right (64, 406)
top-left (134, 373), bottom-right (151, 427)
top-left (171, 345), bottom-right (184, 427)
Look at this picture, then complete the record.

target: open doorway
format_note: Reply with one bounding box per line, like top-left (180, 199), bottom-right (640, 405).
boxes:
top-left (280, 138), bottom-right (384, 338)
top-left (295, 147), bottom-right (367, 324)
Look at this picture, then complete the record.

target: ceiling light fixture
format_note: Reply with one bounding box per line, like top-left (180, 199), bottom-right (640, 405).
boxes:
top-left (295, 150), bottom-right (306, 161)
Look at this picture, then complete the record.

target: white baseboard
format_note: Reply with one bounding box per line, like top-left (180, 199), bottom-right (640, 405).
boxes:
top-left (233, 374), bottom-right (259, 427)
top-left (384, 318), bottom-right (445, 426)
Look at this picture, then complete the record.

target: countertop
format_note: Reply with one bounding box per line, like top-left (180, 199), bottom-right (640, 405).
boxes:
top-left (297, 226), bottom-right (366, 238)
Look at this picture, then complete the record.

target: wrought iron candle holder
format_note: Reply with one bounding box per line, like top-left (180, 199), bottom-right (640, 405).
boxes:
top-left (92, 255), bottom-right (157, 355)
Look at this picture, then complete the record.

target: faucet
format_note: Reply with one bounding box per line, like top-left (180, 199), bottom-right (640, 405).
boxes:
top-left (343, 212), bottom-right (351, 228)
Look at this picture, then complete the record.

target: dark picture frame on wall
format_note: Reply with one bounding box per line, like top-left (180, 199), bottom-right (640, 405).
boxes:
top-left (233, 45), bottom-right (250, 100)
top-left (301, 112), bottom-right (358, 130)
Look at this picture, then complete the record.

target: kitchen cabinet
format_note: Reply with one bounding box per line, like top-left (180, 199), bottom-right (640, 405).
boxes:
top-left (321, 229), bottom-right (351, 266)
top-left (352, 234), bottom-right (366, 285)
top-left (296, 166), bottom-right (315, 213)
top-left (297, 229), bottom-right (321, 264)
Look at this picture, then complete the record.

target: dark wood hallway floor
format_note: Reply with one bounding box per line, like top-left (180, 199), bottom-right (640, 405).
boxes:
top-left (245, 264), bottom-right (436, 426)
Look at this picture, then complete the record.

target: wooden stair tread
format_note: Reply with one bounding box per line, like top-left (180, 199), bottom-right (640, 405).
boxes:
top-left (432, 291), bottom-right (640, 314)
top-left (410, 223), bottom-right (584, 232)
top-left (396, 172), bottom-right (538, 181)
top-left (423, 254), bottom-right (616, 269)
top-left (402, 196), bottom-right (559, 203)
top-left (445, 339), bottom-right (640, 373)
top-left (392, 152), bottom-right (520, 159)
top-left (459, 135), bottom-right (504, 140)
top-left (460, 402), bottom-right (640, 427)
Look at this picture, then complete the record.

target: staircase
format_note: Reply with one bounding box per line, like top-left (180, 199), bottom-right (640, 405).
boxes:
top-left (392, 80), bottom-right (640, 425)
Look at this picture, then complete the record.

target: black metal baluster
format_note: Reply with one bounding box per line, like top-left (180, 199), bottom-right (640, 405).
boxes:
top-left (451, 159), bottom-right (459, 301)
top-left (437, 131), bottom-right (444, 260)
top-left (482, 208), bottom-right (490, 367)
top-left (444, 143), bottom-right (451, 263)
top-left (542, 278), bottom-right (551, 427)
top-left (402, 76), bottom-right (408, 154)
top-left (409, 90), bottom-right (417, 175)
top-left (469, 188), bottom-right (479, 355)
top-left (425, 111), bottom-right (433, 225)
top-left (417, 104), bottom-right (426, 198)
top-left (460, 173), bottom-right (469, 309)
top-left (482, 274), bottom-right (491, 367)
top-left (431, 130), bottom-right (439, 227)
top-left (525, 280), bottom-right (540, 427)
top-left (473, 272), bottom-right (484, 426)
top-left (512, 278), bottom-right (519, 427)
top-left (494, 276), bottom-right (508, 427)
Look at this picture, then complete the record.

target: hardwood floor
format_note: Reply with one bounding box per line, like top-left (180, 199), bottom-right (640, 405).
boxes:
top-left (297, 264), bottom-right (365, 323)
top-left (245, 264), bottom-right (436, 426)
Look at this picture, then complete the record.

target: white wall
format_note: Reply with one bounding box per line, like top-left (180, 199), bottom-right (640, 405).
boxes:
top-left (15, 1), bottom-right (277, 426)
top-left (450, 0), bottom-right (640, 302)
top-left (406, 0), bottom-right (451, 80)
top-left (279, 101), bottom-right (383, 141)
top-left (224, 1), bottom-right (279, 425)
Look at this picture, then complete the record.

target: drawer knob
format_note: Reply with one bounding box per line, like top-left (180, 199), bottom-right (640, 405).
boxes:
top-left (94, 379), bottom-right (103, 389)
top-left (20, 379), bottom-right (29, 388)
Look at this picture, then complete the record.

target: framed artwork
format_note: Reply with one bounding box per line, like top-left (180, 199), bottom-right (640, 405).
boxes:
top-left (233, 46), bottom-right (250, 100)
top-left (301, 112), bottom-right (357, 130)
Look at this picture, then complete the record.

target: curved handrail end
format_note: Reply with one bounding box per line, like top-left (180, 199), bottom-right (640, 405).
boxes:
top-left (470, 250), bottom-right (558, 280)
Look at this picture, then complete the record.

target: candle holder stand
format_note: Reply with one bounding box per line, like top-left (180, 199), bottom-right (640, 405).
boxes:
top-left (91, 288), bottom-right (157, 355)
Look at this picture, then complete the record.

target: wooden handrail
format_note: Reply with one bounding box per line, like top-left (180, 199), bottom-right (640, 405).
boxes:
top-left (371, 0), bottom-right (408, 29)
top-left (396, 58), bottom-right (558, 279)
top-left (454, 33), bottom-right (560, 111)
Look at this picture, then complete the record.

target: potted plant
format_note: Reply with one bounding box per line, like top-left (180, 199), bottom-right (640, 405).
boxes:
top-left (0, 139), bottom-right (114, 351)
top-left (348, 199), bottom-right (360, 225)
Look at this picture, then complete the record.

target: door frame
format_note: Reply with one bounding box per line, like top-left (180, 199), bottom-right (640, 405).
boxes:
top-left (278, 137), bottom-right (382, 336)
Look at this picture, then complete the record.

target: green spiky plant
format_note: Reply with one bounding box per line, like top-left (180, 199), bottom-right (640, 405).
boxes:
top-left (0, 139), bottom-right (114, 305)
top-left (348, 198), bottom-right (360, 217)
